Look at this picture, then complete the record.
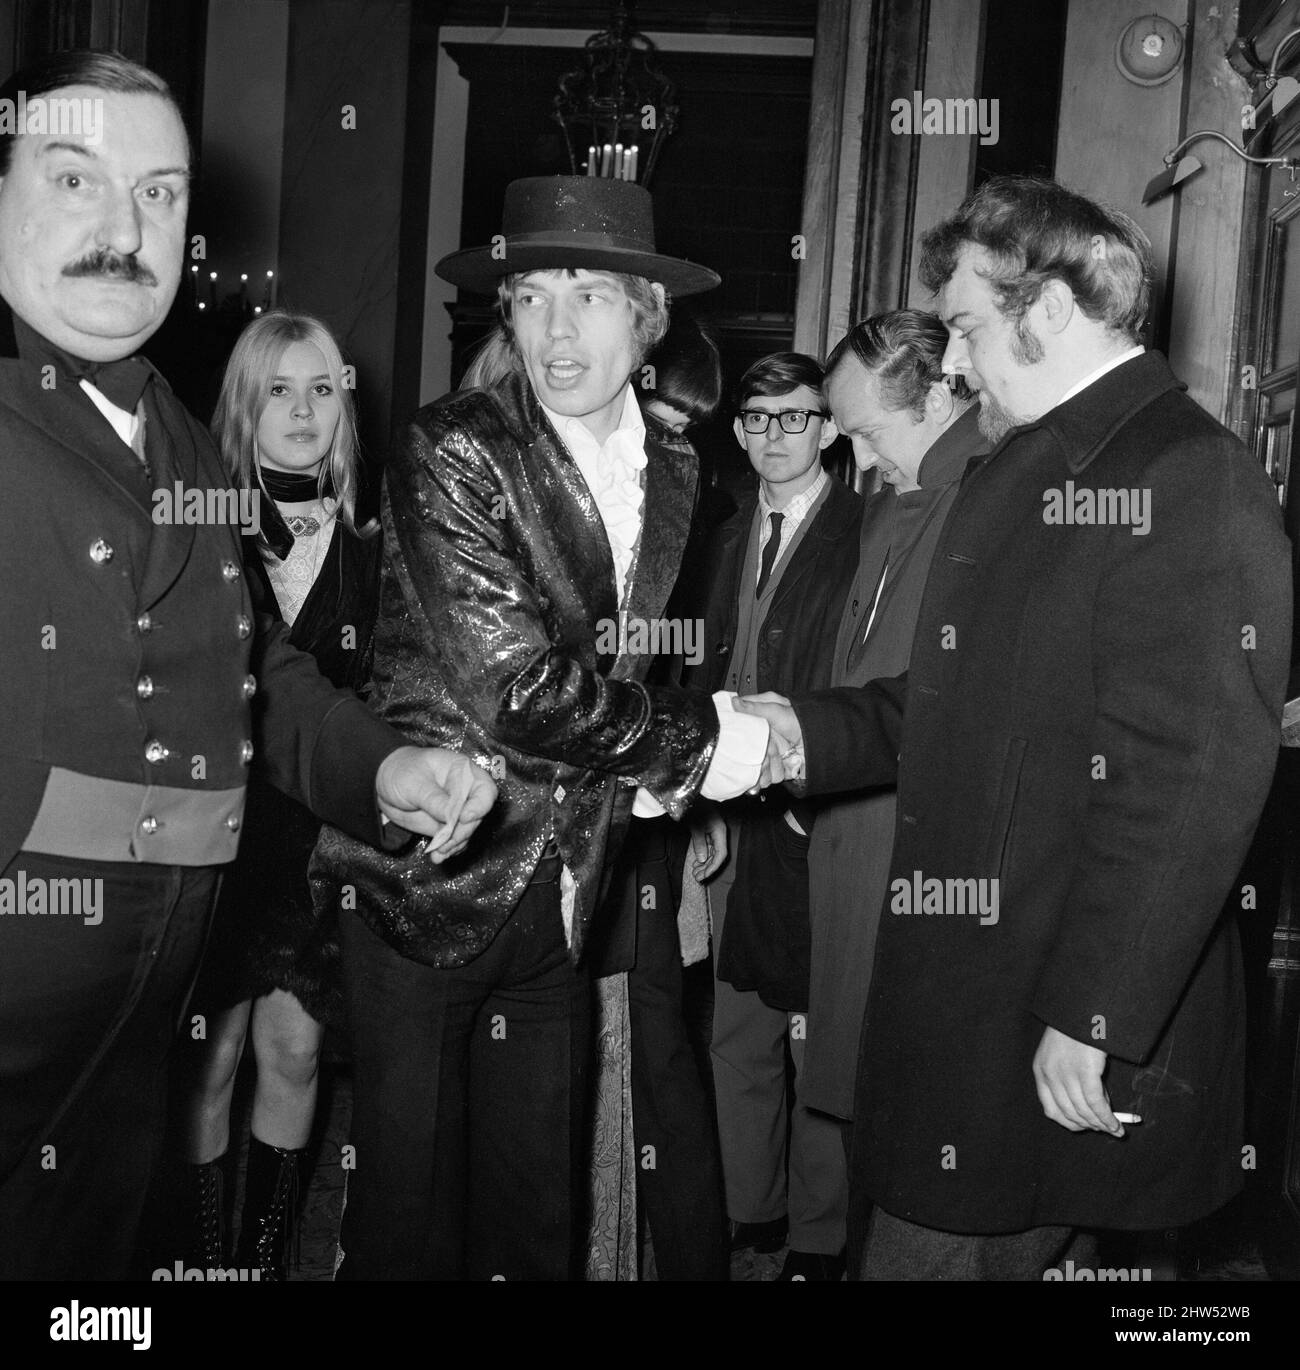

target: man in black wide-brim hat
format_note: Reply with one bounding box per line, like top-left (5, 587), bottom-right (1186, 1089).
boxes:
top-left (312, 175), bottom-right (776, 1280)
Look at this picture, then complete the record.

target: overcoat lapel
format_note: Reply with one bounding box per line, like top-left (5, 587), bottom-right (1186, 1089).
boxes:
top-left (765, 481), bottom-right (846, 623)
top-left (835, 494), bottom-right (894, 673)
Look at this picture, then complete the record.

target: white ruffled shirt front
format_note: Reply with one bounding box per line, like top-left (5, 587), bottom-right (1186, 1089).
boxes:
top-left (540, 386), bottom-right (768, 934)
top-left (544, 385), bottom-right (647, 605)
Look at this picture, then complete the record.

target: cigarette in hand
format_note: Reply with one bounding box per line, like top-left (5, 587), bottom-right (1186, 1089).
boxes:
top-left (416, 762), bottom-right (476, 859)
top-left (1113, 1112), bottom-right (1142, 1124)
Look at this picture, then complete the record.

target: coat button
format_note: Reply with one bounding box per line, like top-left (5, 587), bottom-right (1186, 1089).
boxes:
top-left (89, 539), bottom-right (113, 564)
top-left (236, 615), bottom-right (252, 639)
top-left (144, 739), bottom-right (169, 765)
top-left (136, 612), bottom-right (153, 633)
top-left (222, 560), bottom-right (241, 583)
top-left (242, 673), bottom-right (257, 699)
top-left (136, 675), bottom-right (154, 699)
top-left (239, 739), bottom-right (254, 765)
top-left (225, 814), bottom-right (241, 832)
top-left (140, 815), bottom-right (160, 835)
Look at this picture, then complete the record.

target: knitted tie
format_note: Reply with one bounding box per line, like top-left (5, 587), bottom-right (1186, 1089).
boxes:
top-left (756, 510), bottom-right (784, 598)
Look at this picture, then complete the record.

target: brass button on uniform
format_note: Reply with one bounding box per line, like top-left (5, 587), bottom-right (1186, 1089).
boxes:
top-left (222, 560), bottom-right (241, 583)
top-left (241, 674), bottom-right (257, 699)
top-left (140, 815), bottom-right (160, 835)
top-left (239, 739), bottom-right (254, 765)
top-left (137, 612), bottom-right (153, 634)
top-left (225, 814), bottom-right (241, 832)
top-left (236, 615), bottom-right (252, 639)
top-left (144, 739), bottom-right (169, 765)
top-left (136, 675), bottom-right (154, 700)
top-left (89, 539), bottom-right (113, 564)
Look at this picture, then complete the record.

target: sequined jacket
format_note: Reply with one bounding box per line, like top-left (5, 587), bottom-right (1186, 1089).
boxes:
top-left (311, 369), bottom-right (718, 967)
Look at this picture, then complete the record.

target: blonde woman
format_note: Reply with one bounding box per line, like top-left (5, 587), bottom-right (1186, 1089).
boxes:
top-left (182, 313), bottom-right (381, 1280)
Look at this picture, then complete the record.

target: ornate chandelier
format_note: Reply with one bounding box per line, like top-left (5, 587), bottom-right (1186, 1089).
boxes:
top-left (552, 1), bottom-right (679, 186)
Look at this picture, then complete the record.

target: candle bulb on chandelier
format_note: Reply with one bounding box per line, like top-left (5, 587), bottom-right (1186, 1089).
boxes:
top-left (587, 144), bottom-right (597, 175)
top-left (626, 145), bottom-right (638, 180)
top-left (208, 271), bottom-right (217, 307)
top-left (601, 142), bottom-right (613, 177)
top-left (614, 143), bottom-right (623, 178)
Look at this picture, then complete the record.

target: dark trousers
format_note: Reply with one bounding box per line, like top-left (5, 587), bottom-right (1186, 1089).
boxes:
top-left (337, 868), bottom-right (590, 1280)
top-left (0, 851), bottom-right (217, 1280)
top-left (861, 1206), bottom-right (1096, 1280)
top-left (625, 827), bottom-right (728, 1281)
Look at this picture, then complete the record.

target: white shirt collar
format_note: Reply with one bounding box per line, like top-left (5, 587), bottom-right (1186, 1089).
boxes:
top-left (539, 382), bottom-right (647, 608)
top-left (1054, 345), bottom-right (1145, 409)
top-left (539, 382), bottom-right (644, 458)
top-left (759, 465), bottom-right (828, 531)
top-left (80, 378), bottom-right (140, 448)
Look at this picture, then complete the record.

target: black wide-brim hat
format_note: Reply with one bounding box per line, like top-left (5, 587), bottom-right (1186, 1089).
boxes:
top-left (435, 176), bottom-right (721, 298)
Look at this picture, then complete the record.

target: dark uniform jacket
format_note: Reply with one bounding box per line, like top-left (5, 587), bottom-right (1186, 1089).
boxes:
top-left (311, 368), bottom-right (718, 969)
top-left (795, 352), bottom-right (1291, 1233)
top-left (0, 301), bottom-right (403, 877)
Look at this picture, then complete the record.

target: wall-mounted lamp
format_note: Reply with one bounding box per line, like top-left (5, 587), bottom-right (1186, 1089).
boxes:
top-left (1143, 27), bottom-right (1300, 204)
top-left (1143, 129), bottom-right (1297, 204)
top-left (1244, 27), bottom-right (1300, 139)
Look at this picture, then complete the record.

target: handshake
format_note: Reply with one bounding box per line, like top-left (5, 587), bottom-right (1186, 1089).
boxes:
top-left (734, 692), bottom-right (806, 791)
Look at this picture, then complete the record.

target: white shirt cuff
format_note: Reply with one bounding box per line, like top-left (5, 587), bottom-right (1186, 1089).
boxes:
top-left (632, 786), bottom-right (665, 818)
top-left (700, 691), bottom-right (768, 800)
top-left (633, 693), bottom-right (768, 812)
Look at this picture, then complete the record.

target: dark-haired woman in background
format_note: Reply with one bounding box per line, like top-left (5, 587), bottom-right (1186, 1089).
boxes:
top-left (182, 313), bottom-right (381, 1280)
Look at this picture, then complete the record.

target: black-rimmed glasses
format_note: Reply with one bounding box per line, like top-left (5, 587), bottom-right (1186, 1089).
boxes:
top-left (737, 408), bottom-right (828, 435)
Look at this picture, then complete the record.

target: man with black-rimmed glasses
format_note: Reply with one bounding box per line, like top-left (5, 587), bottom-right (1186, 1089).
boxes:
top-left (688, 352), bottom-right (860, 1279)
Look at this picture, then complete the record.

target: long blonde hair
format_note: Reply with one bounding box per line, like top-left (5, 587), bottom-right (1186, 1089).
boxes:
top-left (459, 324), bottom-right (517, 391)
top-left (212, 311), bottom-right (374, 539)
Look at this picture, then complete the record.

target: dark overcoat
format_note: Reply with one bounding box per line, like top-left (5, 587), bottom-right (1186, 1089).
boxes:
top-left (691, 477), bottom-right (864, 700)
top-left (796, 352), bottom-right (1291, 1232)
top-left (688, 476), bottom-right (863, 1005)
top-left (802, 405), bottom-right (986, 1120)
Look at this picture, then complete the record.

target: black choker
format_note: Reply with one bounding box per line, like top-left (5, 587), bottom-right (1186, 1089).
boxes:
top-left (260, 468), bottom-right (325, 503)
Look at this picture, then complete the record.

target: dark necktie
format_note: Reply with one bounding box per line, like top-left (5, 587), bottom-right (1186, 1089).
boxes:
top-left (756, 510), bottom-right (784, 598)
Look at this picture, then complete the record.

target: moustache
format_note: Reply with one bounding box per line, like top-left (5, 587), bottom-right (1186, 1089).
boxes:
top-left (62, 251), bottom-right (158, 286)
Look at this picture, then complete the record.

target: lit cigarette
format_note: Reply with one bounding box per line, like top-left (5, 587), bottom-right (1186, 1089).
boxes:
top-left (1113, 1112), bottom-right (1142, 1124)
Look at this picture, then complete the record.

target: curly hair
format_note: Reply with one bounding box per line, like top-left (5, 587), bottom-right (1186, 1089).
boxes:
top-left (919, 176), bottom-right (1151, 341)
